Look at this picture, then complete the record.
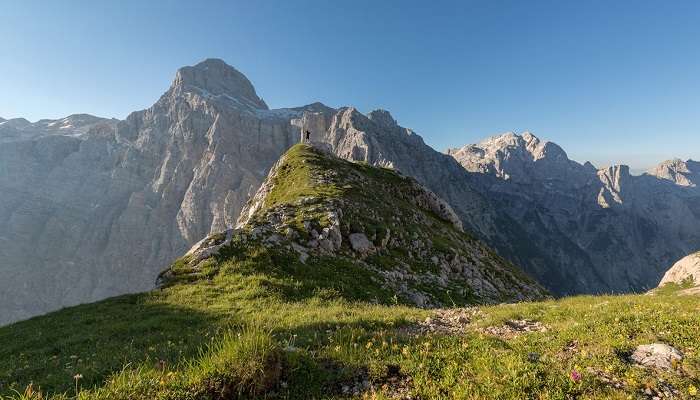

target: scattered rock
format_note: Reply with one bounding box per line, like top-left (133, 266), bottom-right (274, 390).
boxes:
top-left (339, 365), bottom-right (416, 400)
top-left (409, 308), bottom-right (480, 335)
top-left (585, 367), bottom-right (625, 389)
top-left (482, 319), bottom-right (548, 339)
top-left (290, 242), bottom-right (309, 263)
top-left (630, 343), bottom-right (683, 370)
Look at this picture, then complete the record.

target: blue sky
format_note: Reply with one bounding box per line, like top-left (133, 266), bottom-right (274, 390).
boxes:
top-left (2, 0), bottom-right (699, 170)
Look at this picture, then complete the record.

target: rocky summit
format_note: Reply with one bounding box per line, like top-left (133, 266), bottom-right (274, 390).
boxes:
top-left (159, 144), bottom-right (547, 305)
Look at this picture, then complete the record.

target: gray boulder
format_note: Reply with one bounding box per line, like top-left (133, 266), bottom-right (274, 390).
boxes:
top-left (631, 343), bottom-right (683, 370)
top-left (349, 233), bottom-right (373, 254)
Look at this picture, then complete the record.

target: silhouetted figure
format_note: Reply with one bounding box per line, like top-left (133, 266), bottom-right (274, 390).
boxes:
top-left (304, 130), bottom-right (311, 142)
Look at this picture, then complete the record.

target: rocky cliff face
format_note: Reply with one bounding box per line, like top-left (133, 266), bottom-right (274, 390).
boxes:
top-left (0, 59), bottom-right (315, 324)
top-left (448, 132), bottom-right (700, 294)
top-left (648, 159), bottom-right (700, 188)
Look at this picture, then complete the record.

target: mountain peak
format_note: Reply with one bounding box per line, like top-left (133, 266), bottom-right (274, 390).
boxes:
top-left (0, 118), bottom-right (31, 128)
top-left (172, 58), bottom-right (268, 109)
top-left (368, 109), bottom-right (398, 129)
top-left (449, 131), bottom-right (569, 170)
top-left (648, 158), bottom-right (699, 187)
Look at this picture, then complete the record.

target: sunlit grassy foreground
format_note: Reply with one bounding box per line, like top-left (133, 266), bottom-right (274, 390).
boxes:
top-left (1, 242), bottom-right (699, 399)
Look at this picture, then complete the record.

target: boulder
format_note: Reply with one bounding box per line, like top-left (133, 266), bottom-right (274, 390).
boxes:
top-left (349, 233), bottom-right (374, 253)
top-left (631, 343), bottom-right (683, 370)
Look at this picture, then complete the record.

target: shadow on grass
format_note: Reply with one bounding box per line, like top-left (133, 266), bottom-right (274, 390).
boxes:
top-left (0, 293), bottom-right (225, 396)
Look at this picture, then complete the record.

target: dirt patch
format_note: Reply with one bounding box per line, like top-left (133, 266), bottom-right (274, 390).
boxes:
top-left (481, 319), bottom-right (548, 339)
top-left (340, 364), bottom-right (418, 399)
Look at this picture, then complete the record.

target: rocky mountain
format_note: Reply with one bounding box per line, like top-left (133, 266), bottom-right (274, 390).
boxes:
top-left (0, 59), bottom-right (539, 325)
top-left (648, 158), bottom-right (700, 188)
top-left (0, 59), bottom-right (317, 325)
top-left (5, 147), bottom-right (699, 400)
top-left (448, 132), bottom-right (700, 294)
top-left (160, 144), bottom-right (547, 305)
top-left (2, 58), bottom-right (697, 324)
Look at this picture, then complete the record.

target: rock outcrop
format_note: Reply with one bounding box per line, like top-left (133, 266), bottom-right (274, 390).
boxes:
top-left (631, 343), bottom-right (683, 370)
top-left (656, 252), bottom-right (700, 295)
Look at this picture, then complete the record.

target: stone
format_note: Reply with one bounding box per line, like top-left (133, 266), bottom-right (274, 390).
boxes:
top-left (631, 343), bottom-right (683, 370)
top-left (349, 233), bottom-right (373, 253)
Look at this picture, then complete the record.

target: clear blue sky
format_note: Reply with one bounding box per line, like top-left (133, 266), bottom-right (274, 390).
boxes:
top-left (2, 0), bottom-right (699, 170)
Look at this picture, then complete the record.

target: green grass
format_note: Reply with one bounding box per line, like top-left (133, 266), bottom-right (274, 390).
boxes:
top-left (655, 277), bottom-right (697, 295)
top-left (262, 145), bottom-right (345, 210)
top-left (2, 241), bottom-right (699, 399)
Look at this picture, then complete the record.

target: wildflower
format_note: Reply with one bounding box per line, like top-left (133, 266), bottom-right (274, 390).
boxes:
top-left (570, 370), bottom-right (582, 383)
top-left (690, 385), bottom-right (698, 396)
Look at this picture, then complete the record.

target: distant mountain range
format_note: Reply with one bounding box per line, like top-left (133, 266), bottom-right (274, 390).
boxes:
top-left (1, 58), bottom-right (698, 325)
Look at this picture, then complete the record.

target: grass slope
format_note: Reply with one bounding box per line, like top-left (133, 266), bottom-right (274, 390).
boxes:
top-left (1, 264), bottom-right (699, 399)
top-left (1, 145), bottom-right (698, 399)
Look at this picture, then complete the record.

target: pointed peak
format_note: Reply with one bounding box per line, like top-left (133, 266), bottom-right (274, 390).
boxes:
top-left (521, 131), bottom-right (539, 141)
top-left (172, 58), bottom-right (268, 110)
top-left (648, 158), bottom-right (699, 187)
top-left (583, 161), bottom-right (597, 171)
top-left (292, 102), bottom-right (335, 114)
top-left (368, 109), bottom-right (398, 128)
